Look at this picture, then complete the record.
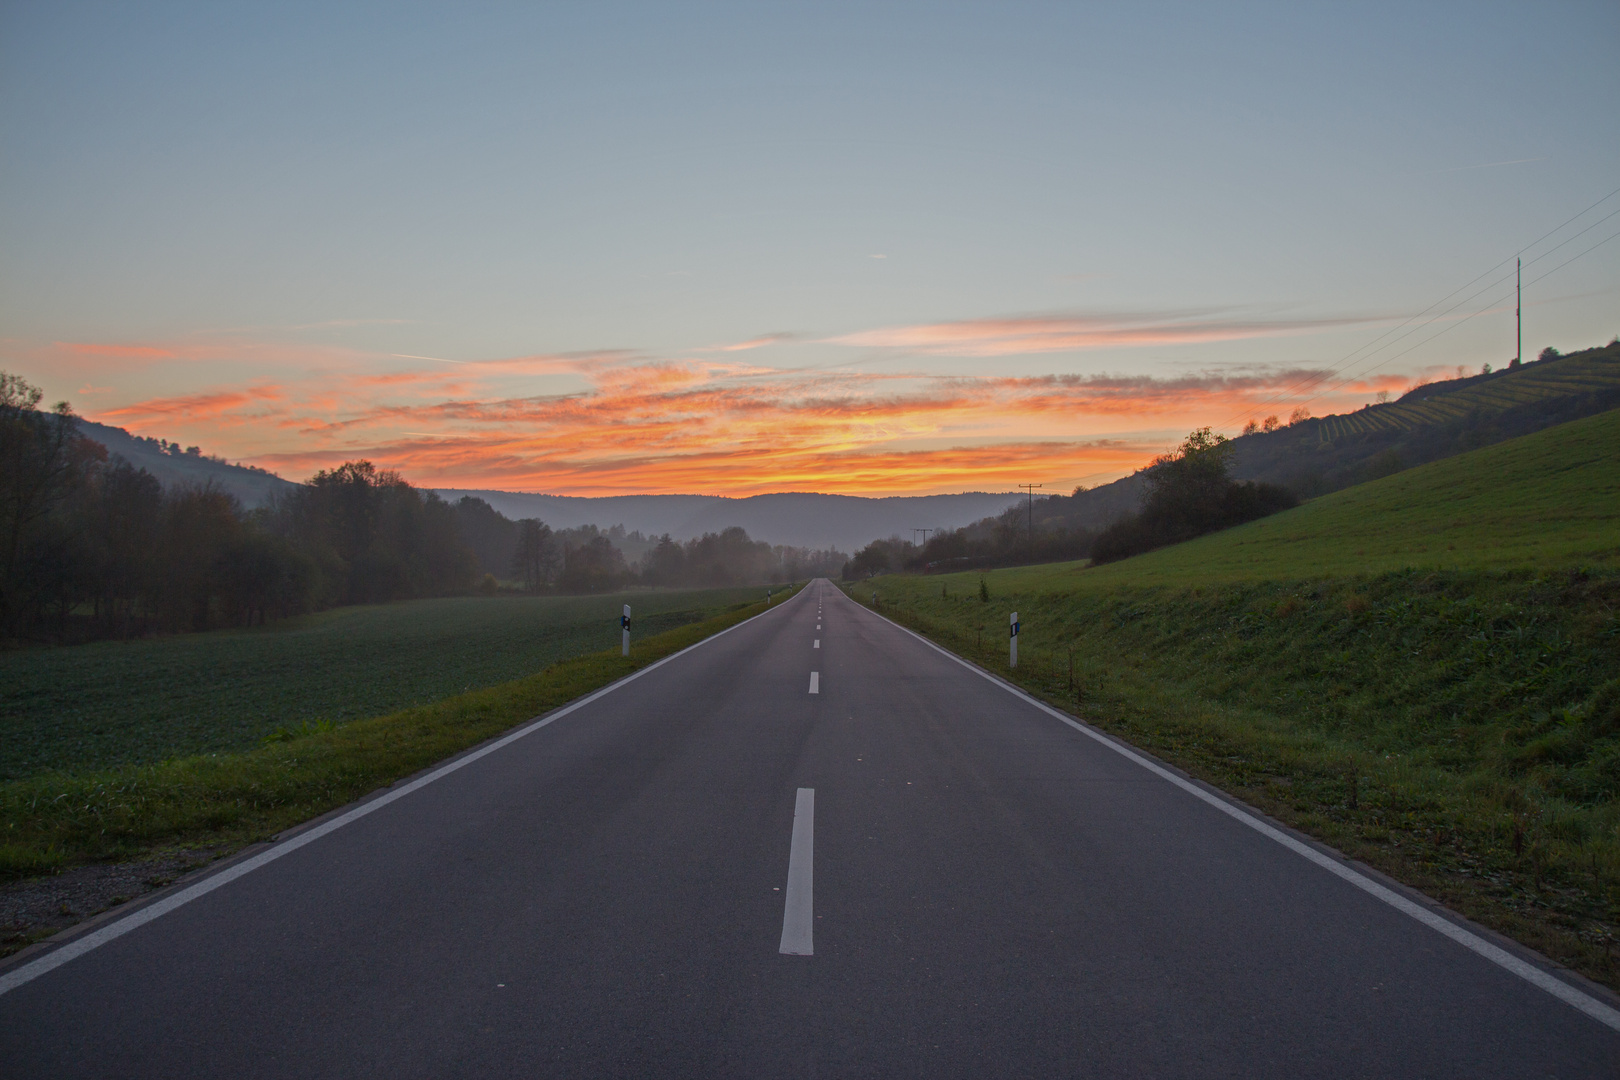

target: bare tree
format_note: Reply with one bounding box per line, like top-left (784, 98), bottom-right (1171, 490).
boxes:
top-left (511, 518), bottom-right (557, 591)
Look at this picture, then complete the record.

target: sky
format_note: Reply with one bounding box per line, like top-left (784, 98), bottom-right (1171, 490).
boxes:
top-left (2, 0), bottom-right (1617, 496)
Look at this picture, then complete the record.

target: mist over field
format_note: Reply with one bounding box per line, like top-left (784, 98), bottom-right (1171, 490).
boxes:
top-left (432, 488), bottom-right (1022, 553)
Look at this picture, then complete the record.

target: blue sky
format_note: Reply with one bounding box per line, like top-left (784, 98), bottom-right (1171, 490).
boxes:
top-left (1, 1), bottom-right (1615, 493)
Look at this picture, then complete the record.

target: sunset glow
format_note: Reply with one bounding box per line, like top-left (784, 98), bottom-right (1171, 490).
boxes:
top-left (6, 3), bottom-right (1614, 499)
top-left (50, 334), bottom-right (1421, 496)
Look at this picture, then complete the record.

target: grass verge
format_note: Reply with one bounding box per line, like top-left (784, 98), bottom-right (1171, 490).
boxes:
top-left (0, 593), bottom-right (781, 904)
top-left (853, 569), bottom-right (1620, 992)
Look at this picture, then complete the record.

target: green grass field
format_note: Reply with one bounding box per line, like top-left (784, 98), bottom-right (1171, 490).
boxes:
top-left (0, 587), bottom-right (771, 780)
top-left (1006, 403), bottom-right (1618, 590)
top-left (0, 595), bottom-right (782, 908)
top-left (855, 409), bottom-right (1620, 987)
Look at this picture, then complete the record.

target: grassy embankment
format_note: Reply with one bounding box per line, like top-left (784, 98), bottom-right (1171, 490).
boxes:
top-left (0, 586), bottom-right (794, 883)
top-left (852, 408), bottom-right (1620, 988)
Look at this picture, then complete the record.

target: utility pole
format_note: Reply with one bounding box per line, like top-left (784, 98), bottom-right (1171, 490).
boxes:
top-left (912, 528), bottom-right (934, 548)
top-left (1516, 257), bottom-right (1522, 366)
top-left (1018, 484), bottom-right (1042, 564)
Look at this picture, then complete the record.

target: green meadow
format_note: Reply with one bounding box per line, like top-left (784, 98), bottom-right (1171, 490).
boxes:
top-left (0, 587), bottom-right (769, 780)
top-left (0, 596), bottom-right (782, 896)
top-left (855, 408), bottom-right (1620, 988)
top-left (1076, 403), bottom-right (1619, 585)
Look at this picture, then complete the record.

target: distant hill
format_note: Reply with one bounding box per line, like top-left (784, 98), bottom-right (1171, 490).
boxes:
top-left (1039, 340), bottom-right (1620, 534)
top-left (433, 489), bottom-right (1024, 554)
top-left (70, 417), bottom-right (1020, 549)
top-left (76, 420), bottom-right (297, 509)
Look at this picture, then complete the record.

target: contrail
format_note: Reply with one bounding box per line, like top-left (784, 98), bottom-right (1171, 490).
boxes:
top-left (1420, 157), bottom-right (1545, 175)
top-left (392, 353), bottom-right (466, 364)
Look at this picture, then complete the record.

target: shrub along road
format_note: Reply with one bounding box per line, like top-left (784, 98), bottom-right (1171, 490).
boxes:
top-left (2, 581), bottom-right (1616, 1076)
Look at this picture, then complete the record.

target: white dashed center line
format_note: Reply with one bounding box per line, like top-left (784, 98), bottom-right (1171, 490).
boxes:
top-left (779, 788), bottom-right (815, 956)
top-left (808, 671), bottom-right (819, 694)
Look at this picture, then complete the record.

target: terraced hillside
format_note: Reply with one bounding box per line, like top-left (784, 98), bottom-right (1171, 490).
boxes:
top-left (1313, 344), bottom-right (1620, 442)
top-left (1041, 340), bottom-right (1620, 534)
top-left (1254, 343), bottom-right (1619, 495)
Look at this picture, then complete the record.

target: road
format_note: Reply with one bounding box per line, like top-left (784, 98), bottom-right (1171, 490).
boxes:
top-left (3, 579), bottom-right (1617, 1077)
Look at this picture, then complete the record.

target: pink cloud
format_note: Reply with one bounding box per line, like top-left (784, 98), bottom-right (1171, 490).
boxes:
top-left (830, 310), bottom-right (1392, 356)
top-left (718, 332), bottom-right (797, 352)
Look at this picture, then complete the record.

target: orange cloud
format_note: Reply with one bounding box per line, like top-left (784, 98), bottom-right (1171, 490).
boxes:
top-left (43, 301), bottom-right (1427, 496)
top-left (252, 436), bottom-right (1160, 498)
top-left (84, 352), bottom-right (1370, 495)
top-left (99, 386), bottom-right (285, 427)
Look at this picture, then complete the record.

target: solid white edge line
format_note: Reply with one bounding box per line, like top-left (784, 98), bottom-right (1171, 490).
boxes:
top-left (779, 787), bottom-right (815, 955)
top-left (0, 586), bottom-right (812, 999)
top-left (841, 587), bottom-right (1620, 1034)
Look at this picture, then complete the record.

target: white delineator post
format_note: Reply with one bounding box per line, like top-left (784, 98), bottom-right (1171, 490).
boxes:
top-left (1010, 610), bottom-right (1019, 668)
top-left (621, 604), bottom-right (631, 656)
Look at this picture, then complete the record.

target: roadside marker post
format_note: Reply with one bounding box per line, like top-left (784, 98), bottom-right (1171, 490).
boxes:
top-left (1010, 611), bottom-right (1019, 668)
top-left (621, 604), bottom-right (631, 656)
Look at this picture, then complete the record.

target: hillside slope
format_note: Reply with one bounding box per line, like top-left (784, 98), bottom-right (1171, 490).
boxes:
top-left (1041, 340), bottom-right (1620, 534)
top-left (1069, 403), bottom-right (1620, 586)
top-left (1240, 341), bottom-right (1620, 494)
top-left (77, 420), bottom-right (296, 509)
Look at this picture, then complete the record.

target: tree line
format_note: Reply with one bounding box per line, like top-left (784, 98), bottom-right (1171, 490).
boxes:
top-left (1087, 428), bottom-right (1296, 563)
top-left (840, 427), bottom-right (1296, 578)
top-left (841, 504), bottom-right (1095, 579)
top-left (0, 375), bottom-right (844, 644)
top-left (451, 503), bottom-right (845, 593)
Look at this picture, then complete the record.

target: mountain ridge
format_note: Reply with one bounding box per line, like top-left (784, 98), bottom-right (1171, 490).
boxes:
top-left (70, 420), bottom-right (1021, 551)
top-left (431, 489), bottom-right (1025, 554)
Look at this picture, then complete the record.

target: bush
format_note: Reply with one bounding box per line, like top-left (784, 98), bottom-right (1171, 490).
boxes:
top-left (1091, 429), bottom-right (1298, 565)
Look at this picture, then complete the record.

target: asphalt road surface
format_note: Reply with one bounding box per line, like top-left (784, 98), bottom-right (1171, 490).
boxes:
top-left (3, 580), bottom-right (1618, 1077)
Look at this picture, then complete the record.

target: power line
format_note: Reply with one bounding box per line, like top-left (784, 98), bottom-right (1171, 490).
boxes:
top-left (1293, 204), bottom-right (1620, 403)
top-left (1018, 483), bottom-right (1042, 564)
top-left (1216, 182), bottom-right (1620, 431)
top-left (1229, 196), bottom-right (1620, 426)
top-left (1296, 224), bottom-right (1620, 409)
